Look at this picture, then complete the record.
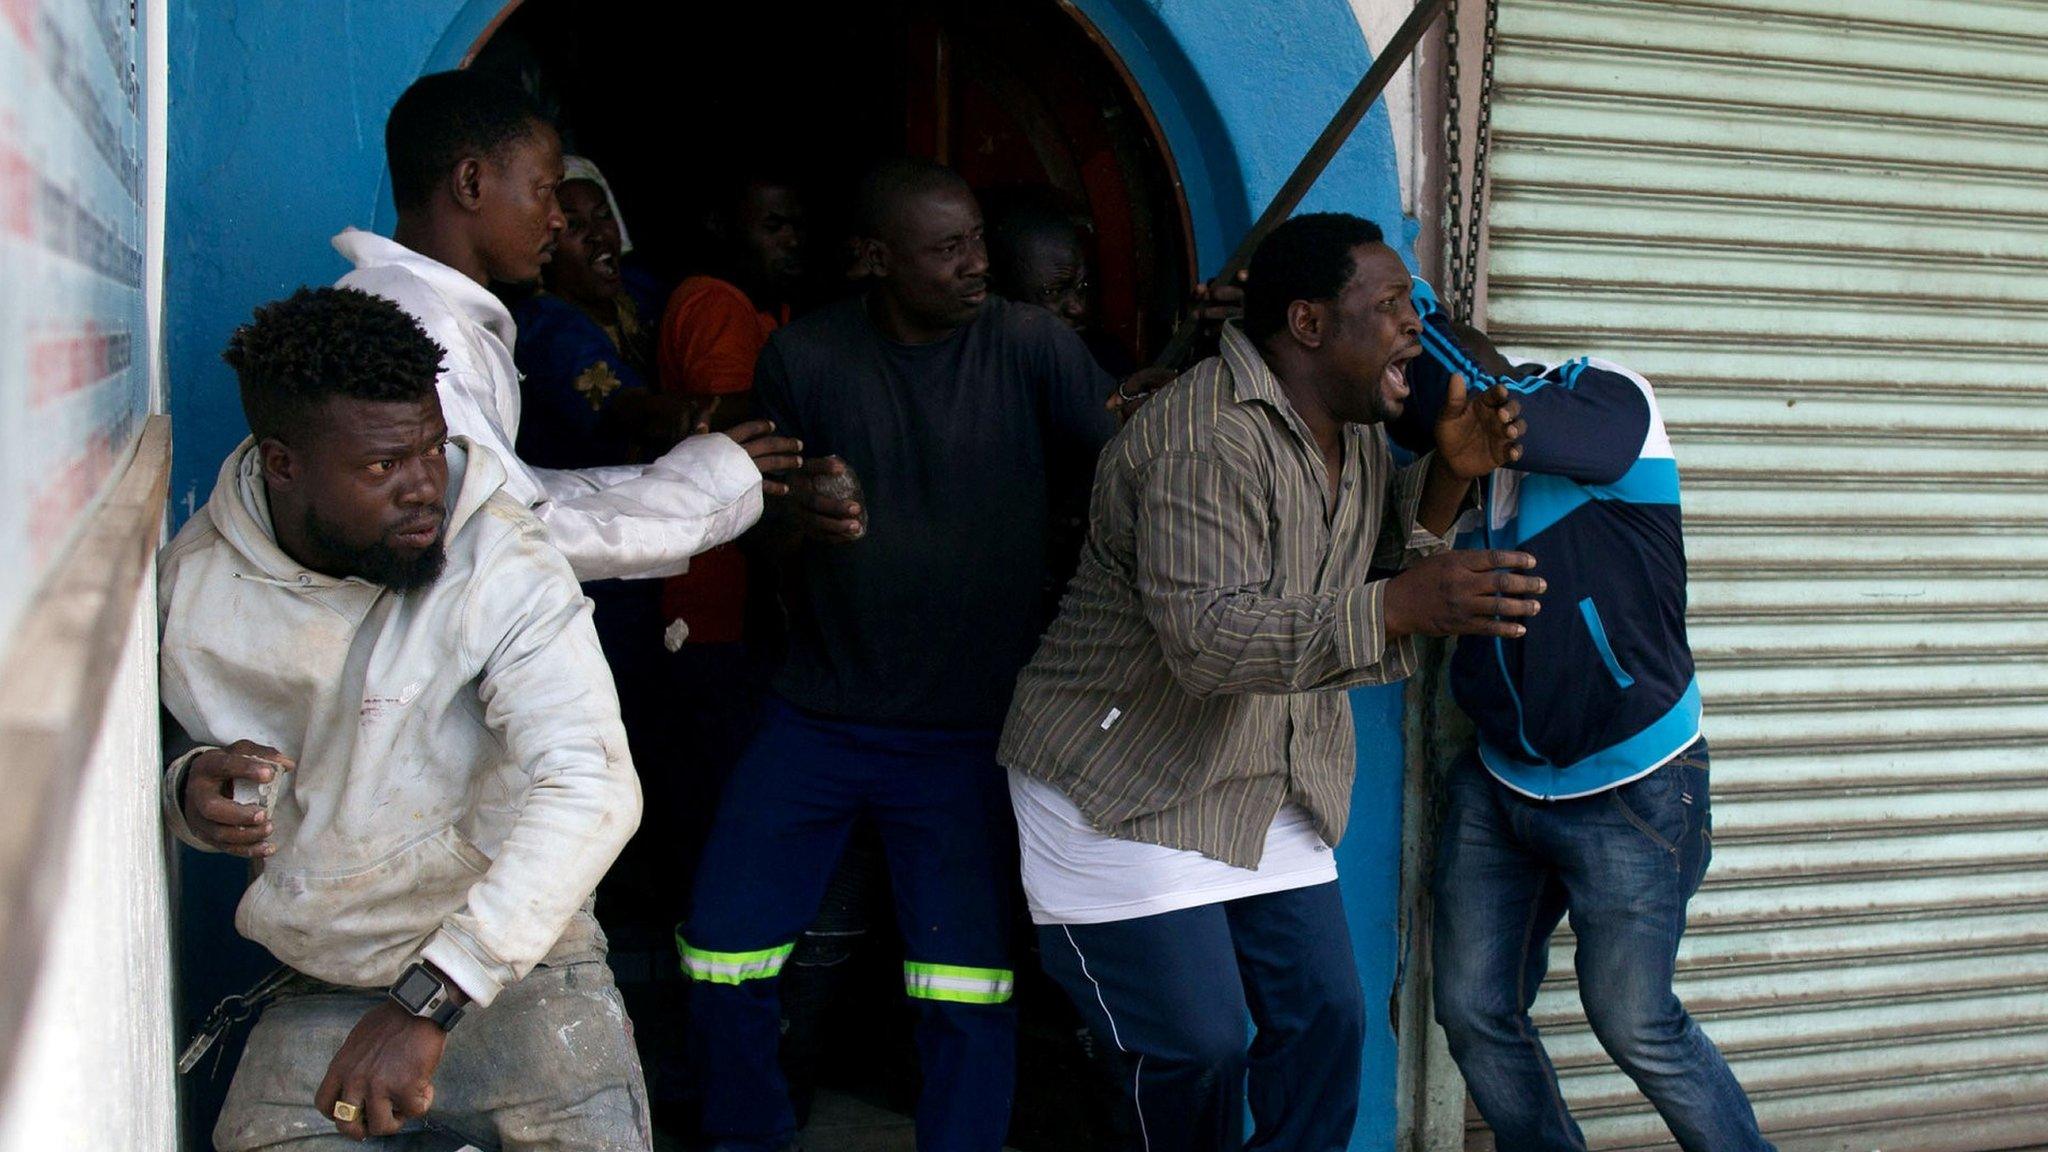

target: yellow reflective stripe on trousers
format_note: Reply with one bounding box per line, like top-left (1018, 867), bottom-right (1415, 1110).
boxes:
top-left (902, 961), bottom-right (1014, 1004)
top-left (676, 933), bottom-right (794, 985)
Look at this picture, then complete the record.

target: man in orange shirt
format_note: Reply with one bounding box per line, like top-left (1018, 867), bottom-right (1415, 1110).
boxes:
top-left (650, 172), bottom-right (812, 1126)
top-left (655, 168), bottom-right (807, 797)
top-left (658, 175), bottom-right (806, 651)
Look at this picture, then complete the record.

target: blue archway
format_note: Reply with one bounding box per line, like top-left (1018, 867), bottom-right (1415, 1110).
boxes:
top-left (164, 3), bottom-right (1416, 1147)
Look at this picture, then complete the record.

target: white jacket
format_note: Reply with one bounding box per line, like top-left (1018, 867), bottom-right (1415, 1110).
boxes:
top-left (334, 227), bottom-right (764, 582)
top-left (158, 438), bottom-right (641, 1006)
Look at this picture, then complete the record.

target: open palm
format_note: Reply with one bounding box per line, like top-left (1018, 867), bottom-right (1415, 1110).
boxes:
top-left (1433, 373), bottom-right (1525, 480)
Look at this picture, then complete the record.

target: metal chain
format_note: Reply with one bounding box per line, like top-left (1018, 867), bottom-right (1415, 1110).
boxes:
top-left (178, 965), bottom-right (296, 1076)
top-left (1455, 0), bottom-right (1501, 323)
top-left (1443, 0), bottom-right (1466, 319)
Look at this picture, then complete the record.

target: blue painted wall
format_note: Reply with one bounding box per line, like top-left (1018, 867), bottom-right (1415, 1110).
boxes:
top-left (166, 2), bottom-right (1415, 1147)
top-left (166, 2), bottom-right (470, 520)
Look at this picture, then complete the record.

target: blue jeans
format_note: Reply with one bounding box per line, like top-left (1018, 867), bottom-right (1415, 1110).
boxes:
top-left (1431, 743), bottom-right (1774, 1151)
top-left (1037, 882), bottom-right (1365, 1152)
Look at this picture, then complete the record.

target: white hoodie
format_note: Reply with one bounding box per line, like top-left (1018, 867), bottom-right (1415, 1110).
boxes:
top-left (158, 438), bottom-right (641, 1007)
top-left (334, 227), bottom-right (763, 582)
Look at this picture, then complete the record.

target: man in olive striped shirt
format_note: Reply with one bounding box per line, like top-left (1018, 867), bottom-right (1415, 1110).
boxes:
top-left (998, 213), bottom-right (1542, 1151)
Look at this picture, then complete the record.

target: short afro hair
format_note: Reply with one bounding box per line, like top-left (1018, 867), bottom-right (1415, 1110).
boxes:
top-left (386, 70), bottom-right (551, 211)
top-left (983, 189), bottom-right (1083, 294)
top-left (705, 166), bottom-right (804, 225)
top-left (224, 287), bottom-right (445, 444)
top-left (1242, 213), bottom-right (1386, 344)
top-left (852, 157), bottom-right (972, 239)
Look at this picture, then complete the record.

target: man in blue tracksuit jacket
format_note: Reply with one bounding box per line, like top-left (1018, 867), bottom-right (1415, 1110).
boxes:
top-left (1391, 281), bottom-right (1775, 1152)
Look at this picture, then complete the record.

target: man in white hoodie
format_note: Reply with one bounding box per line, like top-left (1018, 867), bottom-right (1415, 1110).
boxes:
top-left (161, 286), bottom-right (650, 1149)
top-left (334, 69), bottom-right (813, 583)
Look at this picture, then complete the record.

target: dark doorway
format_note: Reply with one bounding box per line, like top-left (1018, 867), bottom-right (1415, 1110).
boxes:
top-left (468, 4), bottom-right (1192, 1149)
top-left (473, 0), bottom-right (1191, 368)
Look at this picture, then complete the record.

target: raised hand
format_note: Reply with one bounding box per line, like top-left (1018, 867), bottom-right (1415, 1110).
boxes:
top-left (1187, 269), bottom-right (1246, 327)
top-left (1433, 373), bottom-right (1525, 481)
top-left (1108, 364), bottom-right (1177, 422)
top-left (1105, 269), bottom-right (1250, 418)
top-left (1384, 549), bottom-right (1545, 639)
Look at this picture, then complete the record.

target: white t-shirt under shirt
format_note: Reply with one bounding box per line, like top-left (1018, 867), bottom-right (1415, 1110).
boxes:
top-left (1008, 770), bottom-right (1339, 926)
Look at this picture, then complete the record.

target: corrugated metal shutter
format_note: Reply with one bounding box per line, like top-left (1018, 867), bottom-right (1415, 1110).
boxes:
top-left (1465, 1), bottom-right (2048, 1149)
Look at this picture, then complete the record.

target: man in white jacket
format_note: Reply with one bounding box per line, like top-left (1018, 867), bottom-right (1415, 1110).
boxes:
top-left (161, 286), bottom-right (650, 1149)
top-left (335, 69), bottom-right (809, 583)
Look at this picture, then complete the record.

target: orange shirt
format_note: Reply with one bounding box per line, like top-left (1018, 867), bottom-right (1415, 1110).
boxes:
top-left (657, 276), bottom-right (787, 644)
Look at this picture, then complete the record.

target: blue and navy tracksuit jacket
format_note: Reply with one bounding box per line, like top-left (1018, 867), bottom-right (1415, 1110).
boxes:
top-left (1393, 280), bottom-right (1700, 799)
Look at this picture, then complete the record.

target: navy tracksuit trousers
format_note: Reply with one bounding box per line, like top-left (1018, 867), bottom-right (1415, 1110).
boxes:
top-left (1037, 881), bottom-right (1367, 1152)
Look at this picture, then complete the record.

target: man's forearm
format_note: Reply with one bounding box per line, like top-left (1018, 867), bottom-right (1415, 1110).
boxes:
top-left (160, 743), bottom-right (218, 851)
top-left (1416, 453), bottom-right (1475, 539)
top-left (531, 438), bottom-right (767, 581)
top-left (1149, 580), bottom-right (1398, 699)
top-left (420, 762), bottom-right (639, 1006)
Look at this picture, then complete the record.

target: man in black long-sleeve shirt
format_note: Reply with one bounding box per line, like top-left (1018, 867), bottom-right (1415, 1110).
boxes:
top-left (676, 158), bottom-right (1116, 1152)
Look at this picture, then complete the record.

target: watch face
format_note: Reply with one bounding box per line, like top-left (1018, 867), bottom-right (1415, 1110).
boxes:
top-left (393, 966), bottom-right (442, 1010)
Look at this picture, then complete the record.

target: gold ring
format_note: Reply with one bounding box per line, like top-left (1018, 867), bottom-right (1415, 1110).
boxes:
top-left (330, 1101), bottom-right (361, 1124)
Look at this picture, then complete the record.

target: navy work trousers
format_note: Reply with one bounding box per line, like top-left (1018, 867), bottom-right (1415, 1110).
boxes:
top-left (678, 698), bottom-right (1018, 1152)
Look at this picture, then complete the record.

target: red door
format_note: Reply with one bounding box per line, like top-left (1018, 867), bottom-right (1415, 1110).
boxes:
top-left (900, 4), bottom-right (1190, 364)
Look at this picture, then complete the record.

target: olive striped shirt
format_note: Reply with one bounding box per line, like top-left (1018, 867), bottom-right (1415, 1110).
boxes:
top-left (997, 323), bottom-right (1448, 868)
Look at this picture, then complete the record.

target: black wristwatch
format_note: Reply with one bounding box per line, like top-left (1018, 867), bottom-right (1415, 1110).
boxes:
top-left (389, 961), bottom-right (466, 1030)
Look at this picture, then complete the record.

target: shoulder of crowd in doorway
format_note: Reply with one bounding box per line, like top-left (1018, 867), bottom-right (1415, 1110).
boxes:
top-left (980, 186), bottom-right (1085, 262)
top-left (763, 291), bottom-right (1071, 368)
top-left (757, 293), bottom-right (871, 361)
top-left (506, 288), bottom-right (605, 355)
top-left (951, 293), bottom-right (1099, 362)
top-left (971, 295), bottom-right (1113, 388)
top-left (671, 222), bottom-right (803, 312)
top-left (665, 274), bottom-right (755, 320)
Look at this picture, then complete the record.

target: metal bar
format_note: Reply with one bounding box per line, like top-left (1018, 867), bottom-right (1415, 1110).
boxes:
top-left (1150, 0), bottom-right (1452, 370)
